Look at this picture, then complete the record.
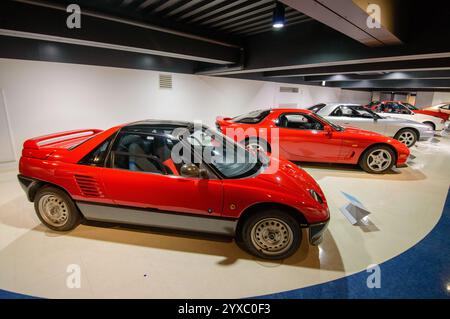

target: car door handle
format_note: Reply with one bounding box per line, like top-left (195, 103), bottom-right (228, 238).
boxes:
top-left (343, 122), bottom-right (350, 125)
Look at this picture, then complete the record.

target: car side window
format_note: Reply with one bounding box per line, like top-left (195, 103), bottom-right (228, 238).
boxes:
top-left (79, 135), bottom-right (114, 167)
top-left (330, 106), bottom-right (355, 117)
top-left (109, 132), bottom-right (182, 175)
top-left (440, 104), bottom-right (450, 110)
top-left (277, 114), bottom-right (324, 130)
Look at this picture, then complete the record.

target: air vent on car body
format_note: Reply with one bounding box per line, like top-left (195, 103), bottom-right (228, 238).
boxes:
top-left (159, 74), bottom-right (173, 89)
top-left (74, 175), bottom-right (103, 197)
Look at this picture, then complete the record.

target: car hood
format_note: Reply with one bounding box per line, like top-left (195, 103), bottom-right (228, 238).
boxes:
top-left (341, 126), bottom-right (386, 137)
top-left (257, 157), bottom-right (325, 197)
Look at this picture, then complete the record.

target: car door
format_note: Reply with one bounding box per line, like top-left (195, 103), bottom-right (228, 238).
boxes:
top-left (101, 129), bottom-right (223, 216)
top-left (276, 113), bottom-right (342, 162)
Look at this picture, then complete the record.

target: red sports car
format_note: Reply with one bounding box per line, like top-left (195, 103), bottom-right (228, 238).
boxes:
top-left (18, 120), bottom-right (329, 260)
top-left (402, 102), bottom-right (449, 122)
top-left (216, 108), bottom-right (410, 174)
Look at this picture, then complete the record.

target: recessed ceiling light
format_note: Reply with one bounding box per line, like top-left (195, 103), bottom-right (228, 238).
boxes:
top-left (272, 2), bottom-right (285, 29)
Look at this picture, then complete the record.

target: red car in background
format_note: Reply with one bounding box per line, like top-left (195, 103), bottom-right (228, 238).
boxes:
top-left (368, 100), bottom-right (449, 123)
top-left (18, 121), bottom-right (329, 260)
top-left (403, 102), bottom-right (450, 122)
top-left (216, 108), bottom-right (410, 174)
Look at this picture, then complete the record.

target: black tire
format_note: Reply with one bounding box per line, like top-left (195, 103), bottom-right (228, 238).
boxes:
top-left (244, 138), bottom-right (270, 153)
top-left (359, 145), bottom-right (396, 174)
top-left (394, 128), bottom-right (418, 148)
top-left (34, 186), bottom-right (82, 231)
top-left (239, 209), bottom-right (301, 260)
top-left (423, 121), bottom-right (435, 131)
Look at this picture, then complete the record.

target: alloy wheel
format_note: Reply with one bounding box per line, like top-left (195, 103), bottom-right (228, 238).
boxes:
top-left (397, 131), bottom-right (416, 147)
top-left (367, 149), bottom-right (392, 172)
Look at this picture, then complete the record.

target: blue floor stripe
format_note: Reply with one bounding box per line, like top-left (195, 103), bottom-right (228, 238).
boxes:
top-left (256, 187), bottom-right (450, 299)
top-left (0, 289), bottom-right (36, 299)
top-left (1, 189), bottom-right (449, 299)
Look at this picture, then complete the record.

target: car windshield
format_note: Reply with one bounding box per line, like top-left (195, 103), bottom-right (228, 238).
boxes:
top-left (313, 113), bottom-right (345, 132)
top-left (348, 104), bottom-right (382, 119)
top-left (232, 109), bottom-right (271, 124)
top-left (179, 126), bottom-right (267, 179)
top-left (401, 102), bottom-right (418, 110)
top-left (308, 104), bottom-right (326, 113)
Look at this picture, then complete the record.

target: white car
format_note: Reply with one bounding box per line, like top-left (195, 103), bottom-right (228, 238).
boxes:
top-left (309, 103), bottom-right (434, 147)
top-left (371, 101), bottom-right (445, 131)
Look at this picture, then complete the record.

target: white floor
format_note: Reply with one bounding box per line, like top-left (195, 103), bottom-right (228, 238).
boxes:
top-left (0, 135), bottom-right (449, 298)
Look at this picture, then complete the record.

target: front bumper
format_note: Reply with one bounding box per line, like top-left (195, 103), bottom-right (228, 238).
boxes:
top-left (308, 218), bottom-right (329, 245)
top-left (419, 129), bottom-right (435, 141)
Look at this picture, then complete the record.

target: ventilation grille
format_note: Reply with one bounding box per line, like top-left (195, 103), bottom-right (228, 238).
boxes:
top-left (74, 175), bottom-right (103, 197)
top-left (280, 86), bottom-right (299, 93)
top-left (159, 74), bottom-right (173, 89)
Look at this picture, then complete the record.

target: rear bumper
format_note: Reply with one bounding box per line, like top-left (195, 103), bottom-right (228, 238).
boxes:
top-left (434, 122), bottom-right (445, 131)
top-left (308, 218), bottom-right (330, 245)
top-left (17, 174), bottom-right (41, 202)
top-left (419, 130), bottom-right (435, 141)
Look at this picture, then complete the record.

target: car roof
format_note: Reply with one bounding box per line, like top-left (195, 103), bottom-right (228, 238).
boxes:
top-left (121, 119), bottom-right (197, 132)
top-left (270, 108), bottom-right (315, 114)
top-left (313, 103), bottom-right (363, 115)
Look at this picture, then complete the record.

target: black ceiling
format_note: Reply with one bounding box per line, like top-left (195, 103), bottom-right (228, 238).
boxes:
top-left (2, 0), bottom-right (450, 91)
top-left (45, 0), bottom-right (312, 39)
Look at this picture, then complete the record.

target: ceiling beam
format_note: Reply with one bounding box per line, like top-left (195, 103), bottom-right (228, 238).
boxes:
top-left (0, 0), bottom-right (241, 65)
top-left (263, 58), bottom-right (450, 78)
top-left (280, 0), bottom-right (403, 47)
top-left (326, 79), bottom-right (450, 89)
top-left (305, 70), bottom-right (450, 82)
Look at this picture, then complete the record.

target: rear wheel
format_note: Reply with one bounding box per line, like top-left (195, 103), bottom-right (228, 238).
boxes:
top-left (34, 186), bottom-right (81, 231)
top-left (394, 128), bottom-right (418, 147)
top-left (240, 209), bottom-right (301, 260)
top-left (359, 145), bottom-right (395, 174)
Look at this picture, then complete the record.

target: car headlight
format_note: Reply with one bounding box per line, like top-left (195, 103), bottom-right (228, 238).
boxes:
top-left (309, 189), bottom-right (324, 204)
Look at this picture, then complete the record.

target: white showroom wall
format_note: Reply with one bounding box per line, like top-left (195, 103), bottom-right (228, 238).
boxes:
top-left (0, 58), bottom-right (370, 160)
top-left (432, 92), bottom-right (450, 105)
top-left (415, 92), bottom-right (434, 108)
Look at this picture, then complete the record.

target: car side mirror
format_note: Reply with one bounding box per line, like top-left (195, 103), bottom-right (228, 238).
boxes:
top-left (324, 126), bottom-right (333, 137)
top-left (180, 163), bottom-right (208, 179)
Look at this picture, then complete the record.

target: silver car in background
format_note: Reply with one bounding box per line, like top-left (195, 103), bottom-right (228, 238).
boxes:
top-left (309, 103), bottom-right (434, 147)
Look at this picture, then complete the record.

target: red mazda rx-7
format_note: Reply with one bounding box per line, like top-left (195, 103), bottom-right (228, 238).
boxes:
top-left (18, 120), bottom-right (329, 260)
top-left (216, 108), bottom-right (410, 174)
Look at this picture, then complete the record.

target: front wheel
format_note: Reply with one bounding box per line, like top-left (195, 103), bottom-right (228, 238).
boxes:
top-left (359, 145), bottom-right (395, 174)
top-left (34, 186), bottom-right (82, 231)
top-left (394, 128), bottom-right (418, 147)
top-left (240, 210), bottom-right (301, 260)
top-left (244, 138), bottom-right (269, 153)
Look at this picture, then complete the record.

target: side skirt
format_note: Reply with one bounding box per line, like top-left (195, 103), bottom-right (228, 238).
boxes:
top-left (76, 202), bottom-right (238, 236)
